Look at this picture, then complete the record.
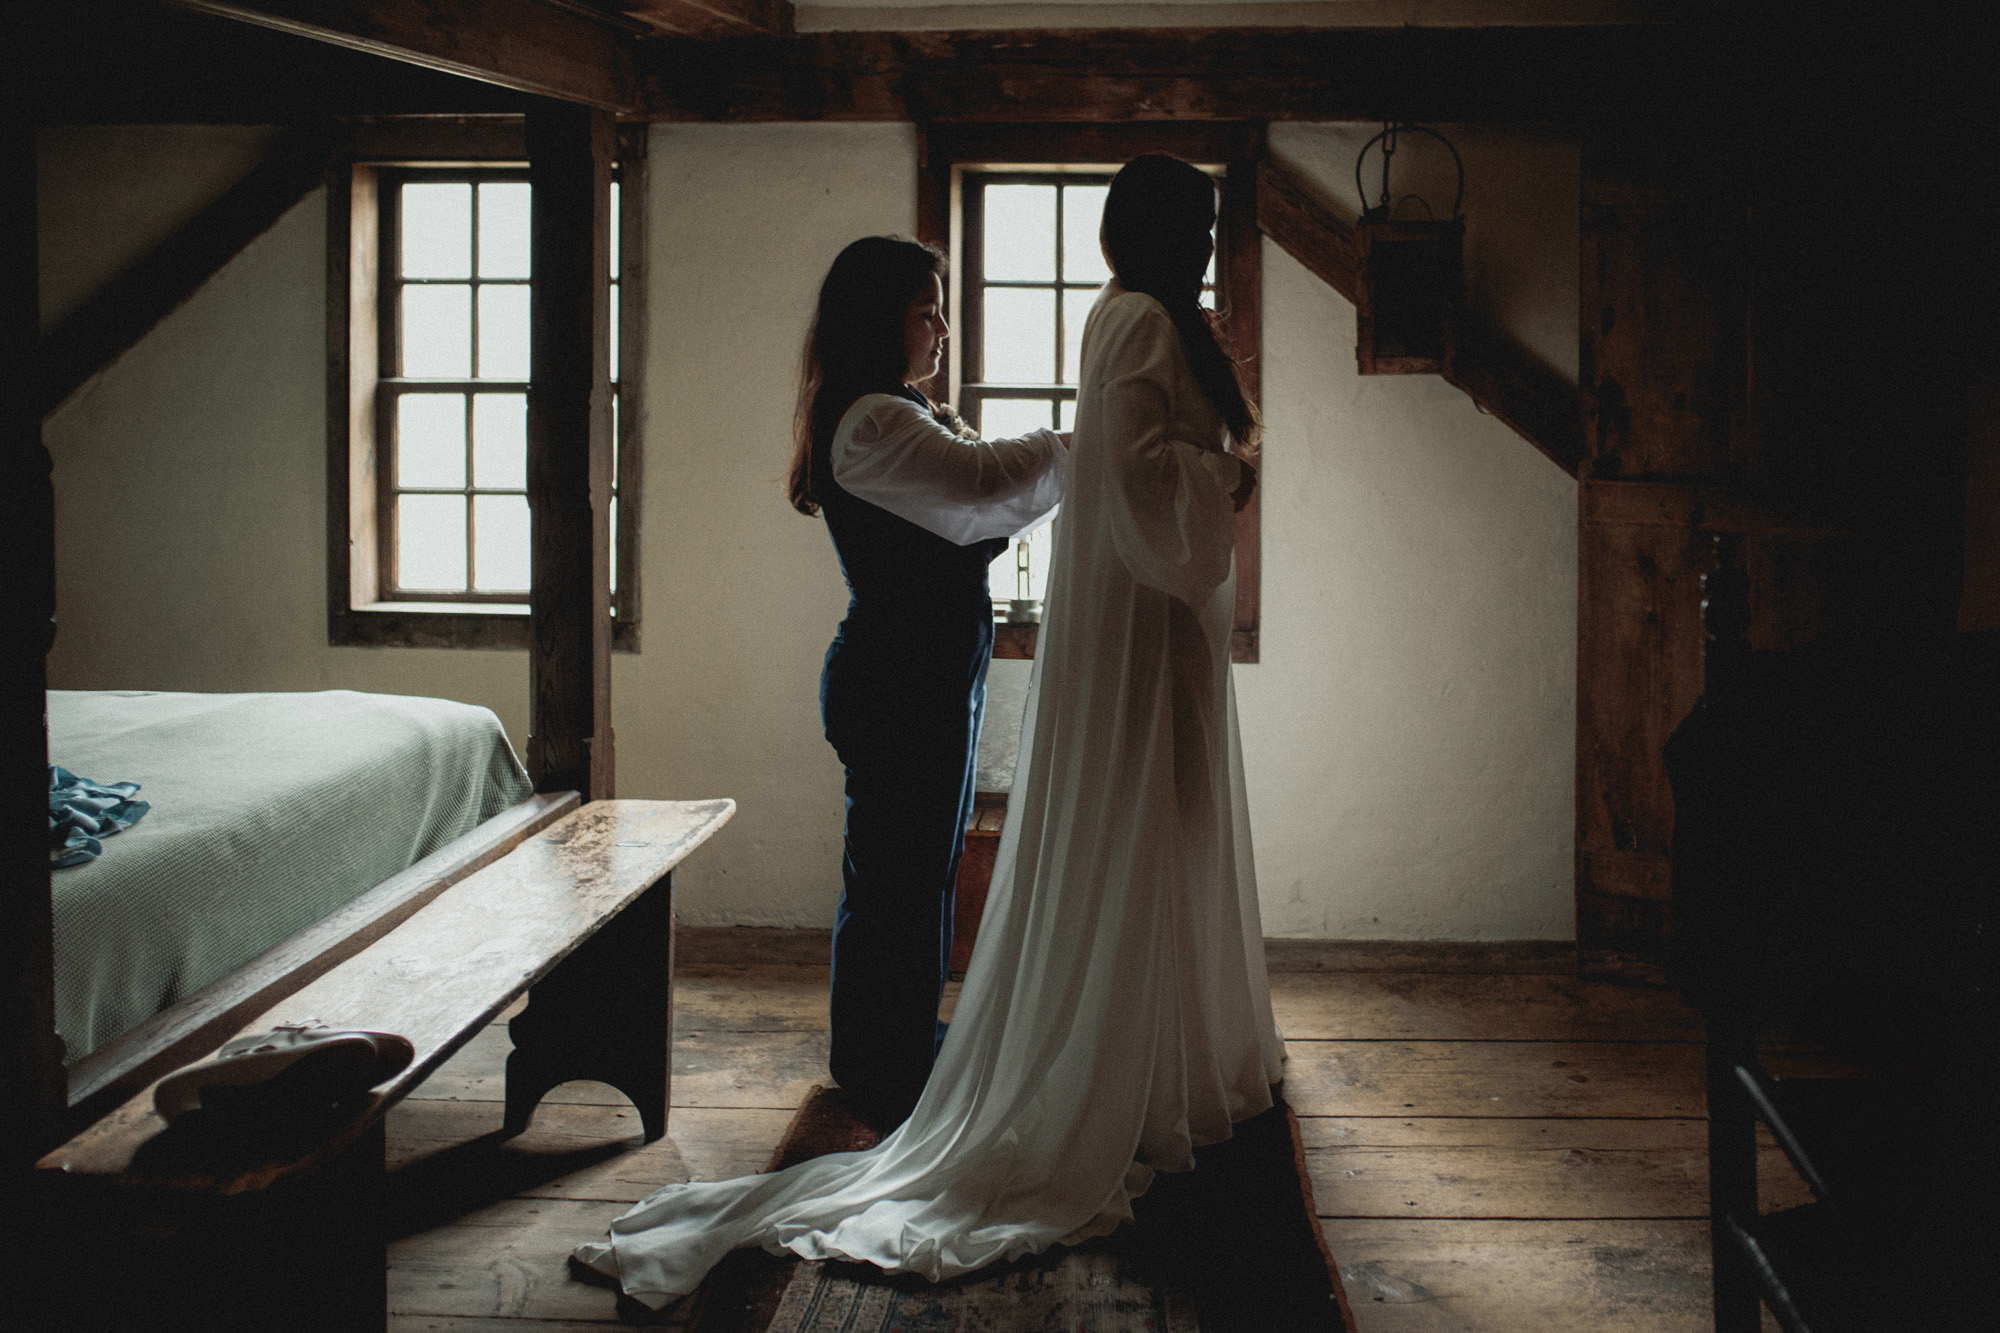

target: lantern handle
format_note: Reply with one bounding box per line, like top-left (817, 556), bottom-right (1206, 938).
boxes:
top-left (1355, 123), bottom-right (1465, 222)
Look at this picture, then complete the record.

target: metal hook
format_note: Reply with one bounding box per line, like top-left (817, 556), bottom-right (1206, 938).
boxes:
top-left (1355, 122), bottom-right (1466, 222)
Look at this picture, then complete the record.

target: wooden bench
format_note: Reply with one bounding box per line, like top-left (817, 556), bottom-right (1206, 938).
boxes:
top-left (31, 796), bottom-right (733, 1332)
top-left (62, 791), bottom-right (581, 1135)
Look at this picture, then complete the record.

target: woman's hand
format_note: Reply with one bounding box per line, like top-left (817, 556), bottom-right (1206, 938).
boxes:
top-left (1230, 457), bottom-right (1257, 512)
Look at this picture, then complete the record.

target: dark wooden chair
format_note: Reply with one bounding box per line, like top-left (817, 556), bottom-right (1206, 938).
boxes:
top-left (1666, 625), bottom-right (1998, 1333)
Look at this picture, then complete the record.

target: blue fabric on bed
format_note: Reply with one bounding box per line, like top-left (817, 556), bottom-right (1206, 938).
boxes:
top-left (49, 765), bottom-right (151, 868)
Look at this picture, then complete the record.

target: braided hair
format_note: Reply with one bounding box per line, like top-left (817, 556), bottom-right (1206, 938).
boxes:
top-left (1100, 155), bottom-right (1261, 454)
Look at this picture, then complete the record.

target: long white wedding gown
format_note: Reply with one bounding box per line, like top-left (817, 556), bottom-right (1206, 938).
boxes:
top-left (574, 283), bottom-right (1283, 1310)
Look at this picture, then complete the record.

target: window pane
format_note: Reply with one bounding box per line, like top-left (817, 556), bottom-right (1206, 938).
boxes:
top-left (609, 282), bottom-right (620, 374)
top-left (397, 394), bottom-right (466, 489)
top-left (1060, 288), bottom-right (1095, 386)
top-left (982, 287), bottom-right (1055, 383)
top-left (472, 494), bottom-right (531, 592)
top-left (402, 183), bottom-right (470, 278)
top-left (402, 285), bottom-right (470, 377)
top-left (611, 392), bottom-right (621, 489)
top-left (398, 493), bottom-right (467, 591)
top-left (472, 393), bottom-right (526, 490)
top-left (478, 182), bottom-right (531, 279)
top-left (1059, 398), bottom-right (1076, 432)
top-left (609, 494), bottom-right (619, 595)
top-left (1061, 184), bottom-right (1111, 284)
top-left (979, 397), bottom-right (1056, 439)
top-left (478, 284), bottom-right (531, 380)
top-left (984, 184), bottom-right (1056, 281)
top-left (608, 180), bottom-right (621, 280)
top-left (987, 524), bottom-right (1053, 605)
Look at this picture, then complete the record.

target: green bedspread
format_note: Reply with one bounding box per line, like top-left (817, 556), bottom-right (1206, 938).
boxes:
top-left (48, 689), bottom-right (534, 1063)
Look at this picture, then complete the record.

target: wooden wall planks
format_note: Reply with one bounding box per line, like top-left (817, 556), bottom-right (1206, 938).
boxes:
top-left (1574, 138), bottom-right (1751, 965)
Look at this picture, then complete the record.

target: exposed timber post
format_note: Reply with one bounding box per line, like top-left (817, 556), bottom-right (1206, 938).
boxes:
top-left (526, 102), bottom-right (615, 800)
top-left (1, 118), bottom-right (66, 1163)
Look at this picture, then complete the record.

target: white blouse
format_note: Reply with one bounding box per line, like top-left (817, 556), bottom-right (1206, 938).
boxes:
top-left (830, 394), bottom-right (1068, 546)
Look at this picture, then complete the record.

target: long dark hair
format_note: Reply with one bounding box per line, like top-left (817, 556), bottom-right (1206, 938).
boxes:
top-left (1101, 154), bottom-right (1261, 453)
top-left (788, 236), bottom-right (948, 517)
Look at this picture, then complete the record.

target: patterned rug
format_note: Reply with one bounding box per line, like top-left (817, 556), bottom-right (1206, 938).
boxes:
top-left (686, 1086), bottom-right (1354, 1333)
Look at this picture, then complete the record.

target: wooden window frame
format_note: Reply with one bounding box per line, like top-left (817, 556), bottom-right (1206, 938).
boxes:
top-left (958, 169), bottom-right (1116, 437)
top-left (327, 118), bottom-right (645, 651)
top-left (919, 123), bottom-right (1264, 663)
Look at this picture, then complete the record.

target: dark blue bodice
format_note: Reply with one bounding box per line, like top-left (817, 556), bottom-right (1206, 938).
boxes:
top-left (818, 389), bottom-right (1006, 701)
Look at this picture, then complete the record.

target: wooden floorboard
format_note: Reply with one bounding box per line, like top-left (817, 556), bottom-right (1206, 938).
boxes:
top-left (1269, 972), bottom-right (1704, 1042)
top-left (1326, 1219), bottom-right (1710, 1331)
top-left (1282, 1039), bottom-right (1705, 1118)
top-left (1302, 1117), bottom-right (1811, 1220)
top-left (386, 959), bottom-right (1781, 1332)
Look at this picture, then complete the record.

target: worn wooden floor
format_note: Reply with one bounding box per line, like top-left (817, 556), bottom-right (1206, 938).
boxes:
top-left (384, 962), bottom-right (1801, 1331)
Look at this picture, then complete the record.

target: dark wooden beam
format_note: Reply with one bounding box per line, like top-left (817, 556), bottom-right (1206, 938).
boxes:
top-left (1221, 154), bottom-right (1263, 663)
top-left (1574, 137), bottom-right (1752, 967)
top-left (165, 0), bottom-right (640, 112)
top-left (1255, 156), bottom-right (1358, 301)
top-left (526, 102), bottom-right (616, 800)
top-left (638, 25), bottom-right (1687, 124)
top-left (24, 1), bottom-right (532, 124)
top-left (1442, 311), bottom-right (1585, 478)
top-left (38, 125), bottom-right (330, 419)
top-left (1257, 155), bottom-right (1582, 477)
top-left (0, 118), bottom-right (66, 1165)
top-left (618, 0), bottom-right (792, 40)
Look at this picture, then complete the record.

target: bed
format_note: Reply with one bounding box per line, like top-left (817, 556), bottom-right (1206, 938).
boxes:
top-left (48, 689), bottom-right (533, 1063)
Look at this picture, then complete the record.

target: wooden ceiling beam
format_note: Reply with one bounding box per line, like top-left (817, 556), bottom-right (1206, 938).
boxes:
top-left (616, 0), bottom-right (792, 40)
top-left (162, 0), bottom-right (640, 112)
top-left (638, 25), bottom-right (1687, 124)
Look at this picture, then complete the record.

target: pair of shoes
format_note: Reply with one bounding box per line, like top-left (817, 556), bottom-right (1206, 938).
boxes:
top-left (154, 1020), bottom-right (415, 1123)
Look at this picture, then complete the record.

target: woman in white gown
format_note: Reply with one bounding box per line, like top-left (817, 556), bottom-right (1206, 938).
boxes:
top-left (574, 154), bottom-right (1278, 1311)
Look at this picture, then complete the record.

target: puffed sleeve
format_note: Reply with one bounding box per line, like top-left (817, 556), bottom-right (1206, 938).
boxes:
top-left (1089, 296), bottom-right (1242, 607)
top-left (831, 395), bottom-right (1069, 546)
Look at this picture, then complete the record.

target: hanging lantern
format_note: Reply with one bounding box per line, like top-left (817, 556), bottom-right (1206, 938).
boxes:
top-left (1353, 123), bottom-right (1466, 375)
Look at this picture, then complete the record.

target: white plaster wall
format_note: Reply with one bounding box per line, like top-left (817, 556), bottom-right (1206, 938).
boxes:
top-left (1243, 124), bottom-right (1578, 939)
top-left (42, 119), bottom-right (1576, 940)
top-left (43, 157), bottom-right (530, 752)
top-left (614, 124), bottom-right (919, 925)
top-left (37, 125), bottom-right (281, 333)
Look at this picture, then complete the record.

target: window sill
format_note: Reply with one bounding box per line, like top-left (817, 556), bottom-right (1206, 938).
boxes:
top-left (332, 604), bottom-right (638, 652)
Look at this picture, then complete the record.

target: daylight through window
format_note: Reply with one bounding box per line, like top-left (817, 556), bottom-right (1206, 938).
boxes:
top-left (962, 172), bottom-right (1216, 608)
top-left (378, 170), bottom-right (624, 603)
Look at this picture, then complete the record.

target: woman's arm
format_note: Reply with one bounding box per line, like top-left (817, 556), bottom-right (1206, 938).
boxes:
top-left (1090, 298), bottom-right (1242, 607)
top-left (831, 396), bottom-right (1069, 545)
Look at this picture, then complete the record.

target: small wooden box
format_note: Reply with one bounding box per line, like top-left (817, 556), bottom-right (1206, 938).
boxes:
top-left (949, 794), bottom-right (1009, 978)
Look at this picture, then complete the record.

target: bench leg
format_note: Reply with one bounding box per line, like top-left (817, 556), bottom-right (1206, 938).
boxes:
top-left (504, 872), bottom-right (674, 1142)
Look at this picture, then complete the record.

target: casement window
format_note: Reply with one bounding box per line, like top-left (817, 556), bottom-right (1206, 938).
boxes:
top-left (920, 124), bottom-right (1263, 662)
top-left (328, 121), bottom-right (643, 650)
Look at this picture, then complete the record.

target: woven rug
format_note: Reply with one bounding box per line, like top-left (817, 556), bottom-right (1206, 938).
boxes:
top-left (686, 1086), bottom-right (1354, 1333)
